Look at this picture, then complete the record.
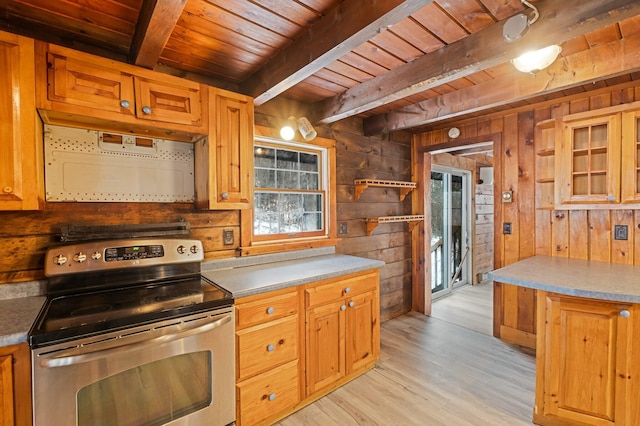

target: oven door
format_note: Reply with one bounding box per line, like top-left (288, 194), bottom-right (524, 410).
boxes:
top-left (32, 307), bottom-right (235, 426)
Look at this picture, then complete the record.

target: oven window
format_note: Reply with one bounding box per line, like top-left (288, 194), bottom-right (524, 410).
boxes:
top-left (77, 351), bottom-right (212, 426)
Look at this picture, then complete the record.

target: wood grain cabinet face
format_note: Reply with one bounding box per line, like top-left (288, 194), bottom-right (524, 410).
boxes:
top-left (305, 271), bottom-right (380, 396)
top-left (235, 288), bottom-right (301, 426)
top-left (195, 87), bottom-right (254, 209)
top-left (0, 31), bottom-right (42, 211)
top-left (0, 343), bottom-right (32, 426)
top-left (39, 44), bottom-right (207, 141)
top-left (535, 293), bottom-right (635, 426)
top-left (621, 109), bottom-right (640, 203)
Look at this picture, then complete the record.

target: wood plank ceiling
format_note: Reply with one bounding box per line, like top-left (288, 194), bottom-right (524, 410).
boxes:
top-left (2, 0), bottom-right (640, 135)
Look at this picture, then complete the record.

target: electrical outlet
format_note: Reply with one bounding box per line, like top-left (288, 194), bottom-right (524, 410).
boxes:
top-left (223, 229), bottom-right (234, 245)
top-left (614, 225), bottom-right (628, 240)
top-left (503, 222), bottom-right (512, 235)
top-left (338, 222), bottom-right (348, 235)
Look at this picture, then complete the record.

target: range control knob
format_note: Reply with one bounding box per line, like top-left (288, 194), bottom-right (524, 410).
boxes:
top-left (53, 254), bottom-right (68, 266)
top-left (91, 251), bottom-right (102, 261)
top-left (177, 245), bottom-right (187, 254)
top-left (190, 245), bottom-right (199, 254)
top-left (73, 252), bottom-right (87, 263)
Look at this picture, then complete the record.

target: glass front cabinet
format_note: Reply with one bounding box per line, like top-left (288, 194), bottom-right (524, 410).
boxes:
top-left (556, 106), bottom-right (640, 208)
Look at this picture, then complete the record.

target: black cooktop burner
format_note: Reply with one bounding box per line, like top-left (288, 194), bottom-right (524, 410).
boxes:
top-left (29, 275), bottom-right (233, 348)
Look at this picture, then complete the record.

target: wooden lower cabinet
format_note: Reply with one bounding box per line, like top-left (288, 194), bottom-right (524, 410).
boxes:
top-left (534, 291), bottom-right (639, 426)
top-left (493, 281), bottom-right (537, 349)
top-left (235, 269), bottom-right (380, 425)
top-left (0, 343), bottom-right (32, 426)
top-left (305, 271), bottom-right (380, 395)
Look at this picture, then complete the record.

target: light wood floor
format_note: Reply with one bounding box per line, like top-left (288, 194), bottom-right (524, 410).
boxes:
top-left (276, 282), bottom-right (536, 425)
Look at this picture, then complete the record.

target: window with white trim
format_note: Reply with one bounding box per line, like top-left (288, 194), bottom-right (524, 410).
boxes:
top-left (253, 138), bottom-right (328, 241)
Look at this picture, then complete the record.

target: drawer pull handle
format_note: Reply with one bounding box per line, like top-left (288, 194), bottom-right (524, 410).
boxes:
top-left (267, 344), bottom-right (275, 352)
top-left (221, 192), bottom-right (229, 199)
top-left (266, 307), bottom-right (275, 314)
top-left (142, 106), bottom-right (153, 115)
top-left (344, 287), bottom-right (351, 293)
top-left (340, 304), bottom-right (346, 311)
top-left (620, 309), bottom-right (631, 318)
top-left (120, 100), bottom-right (130, 109)
top-left (269, 393), bottom-right (277, 401)
top-left (349, 301), bottom-right (355, 308)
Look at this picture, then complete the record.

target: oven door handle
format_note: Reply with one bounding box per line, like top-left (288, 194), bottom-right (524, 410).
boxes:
top-left (38, 313), bottom-right (232, 368)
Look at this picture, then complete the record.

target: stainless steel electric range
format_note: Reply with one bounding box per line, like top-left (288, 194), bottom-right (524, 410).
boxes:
top-left (29, 237), bottom-right (235, 426)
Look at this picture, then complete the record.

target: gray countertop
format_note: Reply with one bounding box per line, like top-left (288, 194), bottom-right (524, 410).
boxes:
top-left (0, 296), bottom-right (45, 346)
top-left (489, 255), bottom-right (640, 303)
top-left (202, 254), bottom-right (385, 298)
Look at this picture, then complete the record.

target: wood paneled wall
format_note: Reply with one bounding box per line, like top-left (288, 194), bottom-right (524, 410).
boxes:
top-left (413, 79), bottom-right (640, 346)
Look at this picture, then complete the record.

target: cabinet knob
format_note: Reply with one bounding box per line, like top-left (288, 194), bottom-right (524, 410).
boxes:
top-left (3, 186), bottom-right (12, 194)
top-left (266, 344), bottom-right (275, 352)
top-left (344, 287), bottom-right (351, 293)
top-left (142, 106), bottom-right (152, 115)
top-left (221, 192), bottom-right (229, 199)
top-left (349, 301), bottom-right (355, 308)
top-left (120, 100), bottom-right (130, 109)
top-left (620, 309), bottom-right (631, 318)
top-left (266, 307), bottom-right (274, 315)
top-left (340, 304), bottom-right (346, 311)
top-left (607, 195), bottom-right (616, 201)
top-left (268, 393), bottom-right (277, 401)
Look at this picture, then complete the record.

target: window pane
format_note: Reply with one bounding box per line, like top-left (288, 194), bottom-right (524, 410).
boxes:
top-left (255, 212), bottom-right (279, 235)
top-left (302, 213), bottom-right (322, 231)
top-left (276, 150), bottom-right (299, 170)
top-left (300, 153), bottom-right (318, 171)
top-left (254, 147), bottom-right (275, 167)
top-left (303, 194), bottom-right (321, 211)
top-left (255, 169), bottom-right (275, 188)
top-left (277, 170), bottom-right (299, 189)
top-left (255, 192), bottom-right (278, 212)
top-left (300, 172), bottom-right (318, 190)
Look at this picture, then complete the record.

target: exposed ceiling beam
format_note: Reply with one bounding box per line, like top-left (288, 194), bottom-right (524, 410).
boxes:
top-left (315, 0), bottom-right (640, 128)
top-left (130, 0), bottom-right (187, 69)
top-left (363, 33), bottom-right (640, 134)
top-left (242, 0), bottom-right (435, 106)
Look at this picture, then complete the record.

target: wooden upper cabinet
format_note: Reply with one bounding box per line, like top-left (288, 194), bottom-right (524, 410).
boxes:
top-left (195, 87), bottom-right (254, 210)
top-left (535, 293), bottom-right (635, 425)
top-left (557, 114), bottom-right (621, 206)
top-left (0, 31), bottom-right (43, 211)
top-left (38, 43), bottom-right (207, 142)
top-left (555, 103), bottom-right (640, 209)
top-left (621, 109), bottom-right (640, 203)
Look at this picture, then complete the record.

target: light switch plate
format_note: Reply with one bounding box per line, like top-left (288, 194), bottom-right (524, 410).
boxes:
top-left (223, 229), bottom-right (234, 245)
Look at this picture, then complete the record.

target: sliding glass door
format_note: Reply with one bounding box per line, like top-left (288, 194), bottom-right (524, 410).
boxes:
top-left (430, 166), bottom-right (471, 298)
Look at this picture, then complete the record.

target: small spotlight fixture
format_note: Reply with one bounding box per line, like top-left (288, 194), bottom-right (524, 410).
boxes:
top-left (279, 116), bottom-right (317, 141)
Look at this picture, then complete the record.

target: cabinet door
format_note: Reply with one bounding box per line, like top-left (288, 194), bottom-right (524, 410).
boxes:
top-left (557, 114), bottom-right (621, 205)
top-left (542, 296), bottom-right (631, 425)
top-left (306, 299), bottom-right (345, 395)
top-left (0, 31), bottom-right (42, 211)
top-left (621, 109), bottom-right (640, 203)
top-left (134, 77), bottom-right (203, 126)
top-left (0, 355), bottom-right (14, 426)
top-left (345, 290), bottom-right (379, 374)
top-left (46, 51), bottom-right (136, 116)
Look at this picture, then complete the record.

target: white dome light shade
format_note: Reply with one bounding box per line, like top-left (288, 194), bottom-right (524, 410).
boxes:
top-left (512, 45), bottom-right (562, 73)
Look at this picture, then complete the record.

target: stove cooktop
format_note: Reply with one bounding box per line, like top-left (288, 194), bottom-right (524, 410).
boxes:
top-left (29, 275), bottom-right (233, 348)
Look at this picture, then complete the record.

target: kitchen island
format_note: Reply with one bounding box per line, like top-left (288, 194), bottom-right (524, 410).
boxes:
top-left (490, 256), bottom-right (640, 426)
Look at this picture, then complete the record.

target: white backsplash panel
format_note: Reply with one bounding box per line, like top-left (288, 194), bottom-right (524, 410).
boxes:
top-left (44, 125), bottom-right (195, 202)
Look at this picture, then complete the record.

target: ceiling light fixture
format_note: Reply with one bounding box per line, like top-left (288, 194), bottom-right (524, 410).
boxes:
top-left (512, 45), bottom-right (562, 73)
top-left (279, 116), bottom-right (317, 141)
top-left (503, 0), bottom-right (561, 73)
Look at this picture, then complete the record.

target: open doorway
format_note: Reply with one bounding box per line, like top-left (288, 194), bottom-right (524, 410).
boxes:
top-left (430, 165), bottom-right (472, 299)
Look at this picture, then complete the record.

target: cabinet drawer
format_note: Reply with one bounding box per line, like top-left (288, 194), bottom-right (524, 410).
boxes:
top-left (236, 289), bottom-right (298, 329)
top-left (305, 272), bottom-right (377, 308)
top-left (237, 360), bottom-right (300, 426)
top-left (237, 315), bottom-right (298, 381)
